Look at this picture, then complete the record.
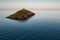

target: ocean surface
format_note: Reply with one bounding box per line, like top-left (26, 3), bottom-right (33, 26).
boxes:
top-left (0, 9), bottom-right (60, 40)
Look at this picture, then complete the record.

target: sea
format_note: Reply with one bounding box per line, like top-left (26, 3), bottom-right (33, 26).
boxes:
top-left (0, 9), bottom-right (60, 40)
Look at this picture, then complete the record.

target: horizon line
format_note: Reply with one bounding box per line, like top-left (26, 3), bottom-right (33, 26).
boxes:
top-left (0, 8), bottom-right (60, 11)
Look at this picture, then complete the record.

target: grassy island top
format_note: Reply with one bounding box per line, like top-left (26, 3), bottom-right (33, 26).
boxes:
top-left (9, 8), bottom-right (34, 17)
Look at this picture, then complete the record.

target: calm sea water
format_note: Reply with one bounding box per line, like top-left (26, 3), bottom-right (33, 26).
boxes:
top-left (0, 10), bottom-right (60, 40)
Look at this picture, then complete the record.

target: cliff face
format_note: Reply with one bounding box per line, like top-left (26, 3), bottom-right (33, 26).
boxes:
top-left (6, 8), bottom-right (35, 20)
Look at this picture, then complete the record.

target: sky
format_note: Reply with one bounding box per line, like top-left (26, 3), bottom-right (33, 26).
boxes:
top-left (0, 0), bottom-right (60, 9)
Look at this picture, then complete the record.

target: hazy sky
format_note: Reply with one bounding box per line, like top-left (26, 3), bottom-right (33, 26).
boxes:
top-left (0, 0), bottom-right (60, 9)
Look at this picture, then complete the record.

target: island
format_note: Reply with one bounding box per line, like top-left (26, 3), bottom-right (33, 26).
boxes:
top-left (6, 8), bottom-right (35, 20)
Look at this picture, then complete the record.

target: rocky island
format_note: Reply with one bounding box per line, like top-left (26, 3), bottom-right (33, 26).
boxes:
top-left (6, 8), bottom-right (35, 20)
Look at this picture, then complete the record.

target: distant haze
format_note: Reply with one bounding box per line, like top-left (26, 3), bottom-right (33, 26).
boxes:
top-left (0, 0), bottom-right (60, 10)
